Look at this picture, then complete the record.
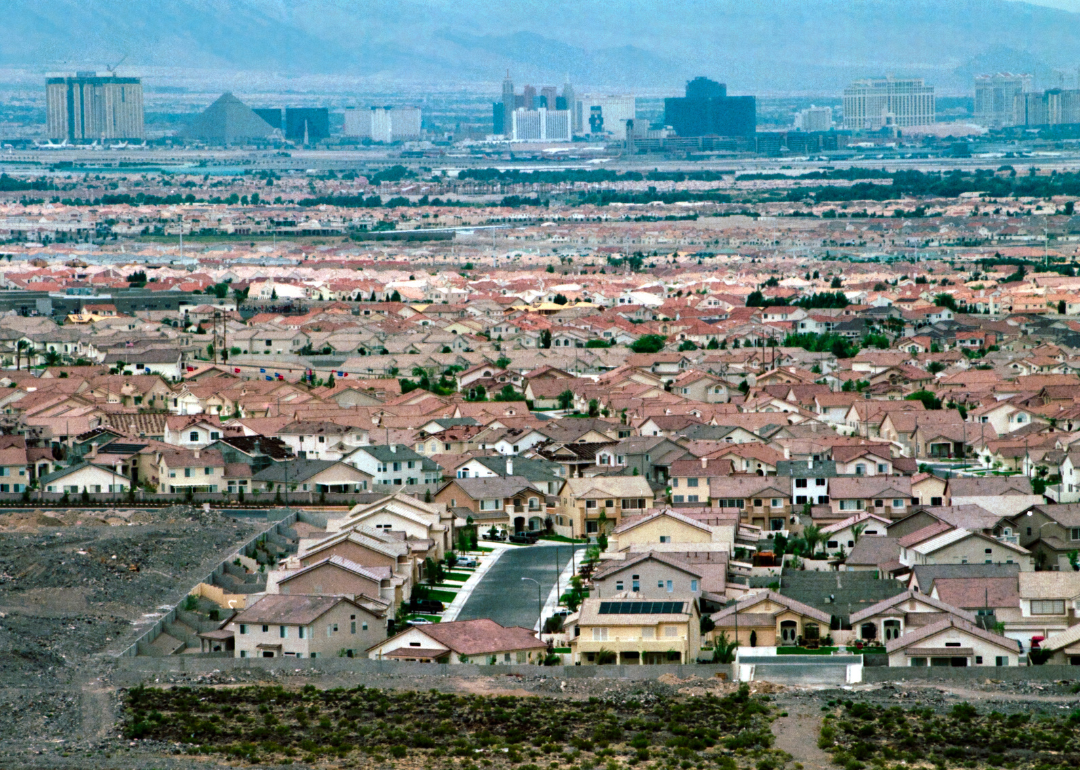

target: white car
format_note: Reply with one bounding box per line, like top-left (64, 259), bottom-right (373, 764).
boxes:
top-left (407, 618), bottom-right (432, 626)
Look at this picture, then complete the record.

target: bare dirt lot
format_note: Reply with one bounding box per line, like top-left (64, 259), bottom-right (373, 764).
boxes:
top-left (0, 506), bottom-right (262, 768)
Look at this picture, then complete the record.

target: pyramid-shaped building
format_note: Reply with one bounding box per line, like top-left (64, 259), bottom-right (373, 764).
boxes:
top-left (180, 93), bottom-right (278, 144)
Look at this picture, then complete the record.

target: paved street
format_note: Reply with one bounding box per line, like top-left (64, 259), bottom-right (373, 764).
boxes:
top-left (455, 543), bottom-right (585, 629)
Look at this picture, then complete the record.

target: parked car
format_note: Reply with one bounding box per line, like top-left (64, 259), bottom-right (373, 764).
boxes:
top-left (457, 557), bottom-right (478, 568)
top-left (410, 599), bottom-right (445, 614)
top-left (509, 532), bottom-right (539, 544)
top-left (484, 529), bottom-right (507, 541)
top-left (406, 618), bottom-right (432, 626)
top-left (551, 607), bottom-right (571, 617)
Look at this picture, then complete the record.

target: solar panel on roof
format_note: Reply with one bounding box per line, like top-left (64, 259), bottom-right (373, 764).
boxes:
top-left (599, 602), bottom-right (613, 614)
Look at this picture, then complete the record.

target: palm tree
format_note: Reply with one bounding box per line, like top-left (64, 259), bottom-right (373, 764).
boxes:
top-left (851, 523), bottom-right (867, 545)
top-left (803, 524), bottom-right (824, 558)
top-left (712, 630), bottom-right (739, 664)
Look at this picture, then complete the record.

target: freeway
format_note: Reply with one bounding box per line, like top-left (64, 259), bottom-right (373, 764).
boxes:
top-left (454, 543), bottom-right (585, 630)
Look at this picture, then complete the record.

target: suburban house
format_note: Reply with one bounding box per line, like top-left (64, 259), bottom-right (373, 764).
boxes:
top-left (946, 477), bottom-right (1042, 517)
top-left (707, 475), bottom-right (793, 531)
top-left (898, 524), bottom-right (1034, 570)
top-left (253, 459), bottom-right (373, 495)
top-left (272, 555), bottom-right (403, 612)
top-left (1009, 503), bottom-right (1080, 571)
top-left (330, 493), bottom-right (453, 561)
top-left (570, 594), bottom-right (701, 665)
top-left (563, 475), bottom-right (655, 537)
top-left (820, 513), bottom-right (890, 552)
top-left (345, 444), bottom-right (442, 487)
top-left (434, 476), bottom-right (553, 534)
top-left (157, 448), bottom-right (226, 494)
top-left (884, 615), bottom-right (1021, 667)
top-left (848, 590), bottom-right (978, 643)
top-left (708, 590), bottom-right (832, 648)
top-left (40, 461), bottom-right (131, 494)
top-left (828, 476), bottom-right (913, 518)
top-left (607, 508), bottom-right (737, 554)
top-left (228, 594), bottom-right (386, 659)
top-left (366, 618), bottom-right (545, 664)
top-left (590, 551), bottom-right (712, 602)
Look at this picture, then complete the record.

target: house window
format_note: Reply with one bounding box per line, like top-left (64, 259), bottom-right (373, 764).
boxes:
top-left (299, 626), bottom-right (306, 639)
top-left (877, 463), bottom-right (888, 473)
top-left (855, 464), bottom-right (866, 475)
top-left (931, 497), bottom-right (943, 506)
top-left (480, 499), bottom-right (501, 511)
top-left (592, 627), bottom-right (609, 641)
top-left (815, 478), bottom-right (826, 486)
top-left (239, 624), bottom-right (247, 635)
top-left (687, 495), bottom-right (699, 503)
top-left (996, 656), bottom-right (1008, 666)
top-left (659, 536), bottom-right (671, 543)
top-left (1071, 528), bottom-right (1080, 541)
top-left (673, 495), bottom-right (684, 503)
top-left (771, 498), bottom-right (782, 508)
top-left (586, 500), bottom-right (597, 509)
top-left (795, 479), bottom-right (807, 488)
top-left (892, 499), bottom-right (903, 508)
top-left (690, 580), bottom-right (698, 592)
top-left (205, 467), bottom-right (213, 476)
top-left (1031, 600), bottom-right (1066, 615)
top-left (632, 576), bottom-right (640, 591)
top-left (839, 500), bottom-right (864, 511)
top-left (665, 580), bottom-right (673, 593)
top-left (279, 626), bottom-right (287, 638)
top-left (615, 581), bottom-right (623, 591)
top-left (687, 478), bottom-right (698, 488)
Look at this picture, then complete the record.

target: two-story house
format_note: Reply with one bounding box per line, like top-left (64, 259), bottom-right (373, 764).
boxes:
top-left (157, 448), bottom-right (226, 494)
top-left (228, 594), bottom-right (385, 659)
top-left (344, 444), bottom-right (442, 488)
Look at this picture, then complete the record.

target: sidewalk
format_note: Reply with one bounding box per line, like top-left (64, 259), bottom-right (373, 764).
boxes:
top-left (534, 543), bottom-right (583, 632)
top-left (441, 542), bottom-right (515, 623)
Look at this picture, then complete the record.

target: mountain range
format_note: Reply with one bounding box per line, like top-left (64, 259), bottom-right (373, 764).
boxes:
top-left (8, 0), bottom-right (1080, 93)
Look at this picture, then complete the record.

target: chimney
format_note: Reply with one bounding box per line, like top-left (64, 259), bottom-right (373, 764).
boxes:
top-left (808, 457), bottom-right (814, 469)
top-left (193, 448), bottom-right (200, 459)
top-left (389, 444), bottom-right (397, 453)
top-left (506, 457), bottom-right (513, 475)
top-left (700, 456), bottom-right (707, 469)
top-left (783, 446), bottom-right (790, 459)
top-left (89, 443), bottom-right (98, 459)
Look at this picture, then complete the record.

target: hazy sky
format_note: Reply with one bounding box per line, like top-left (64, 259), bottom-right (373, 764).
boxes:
top-left (1014, 0), bottom-right (1080, 11)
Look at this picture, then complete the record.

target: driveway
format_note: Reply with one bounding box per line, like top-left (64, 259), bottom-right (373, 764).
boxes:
top-left (454, 543), bottom-right (585, 629)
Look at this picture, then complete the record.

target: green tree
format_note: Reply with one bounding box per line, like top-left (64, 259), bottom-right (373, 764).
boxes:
top-left (630, 334), bottom-right (666, 353)
top-left (389, 289), bottom-right (402, 302)
top-left (678, 340), bottom-right (698, 351)
top-left (557, 389), bottom-right (574, 410)
top-left (539, 329), bottom-right (552, 349)
top-left (830, 276), bottom-right (843, 289)
top-left (552, 293), bottom-right (568, 305)
top-left (712, 630), bottom-right (739, 664)
top-left (933, 293), bottom-right (959, 312)
top-left (906, 390), bottom-right (942, 410)
top-left (803, 524), bottom-right (823, 557)
top-left (495, 356), bottom-right (511, 369)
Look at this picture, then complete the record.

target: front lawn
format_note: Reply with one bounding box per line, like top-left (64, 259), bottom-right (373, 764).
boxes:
top-left (423, 589), bottom-right (458, 603)
top-left (776, 646), bottom-right (838, 655)
top-left (441, 572), bottom-right (473, 581)
top-left (537, 534), bottom-right (588, 544)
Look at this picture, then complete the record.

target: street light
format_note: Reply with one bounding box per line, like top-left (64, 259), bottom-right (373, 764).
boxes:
top-left (522, 576), bottom-right (543, 633)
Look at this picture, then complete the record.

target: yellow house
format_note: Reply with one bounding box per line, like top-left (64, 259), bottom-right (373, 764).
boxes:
top-left (708, 590), bottom-right (832, 648)
top-left (563, 475), bottom-right (654, 537)
top-left (570, 593), bottom-right (701, 665)
top-left (608, 508), bottom-right (735, 554)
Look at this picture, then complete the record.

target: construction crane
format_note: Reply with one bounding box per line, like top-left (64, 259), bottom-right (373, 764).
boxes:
top-left (105, 55), bottom-right (126, 76)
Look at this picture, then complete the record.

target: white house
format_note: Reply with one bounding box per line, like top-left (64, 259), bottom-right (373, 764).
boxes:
top-left (41, 462), bottom-right (131, 494)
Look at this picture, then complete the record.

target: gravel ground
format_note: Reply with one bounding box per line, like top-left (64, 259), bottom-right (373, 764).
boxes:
top-left (0, 507), bottom-right (263, 768)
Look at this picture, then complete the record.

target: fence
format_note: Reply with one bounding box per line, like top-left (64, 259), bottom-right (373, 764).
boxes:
top-left (117, 511), bottom-right (299, 658)
top-left (110, 656), bottom-right (736, 682)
